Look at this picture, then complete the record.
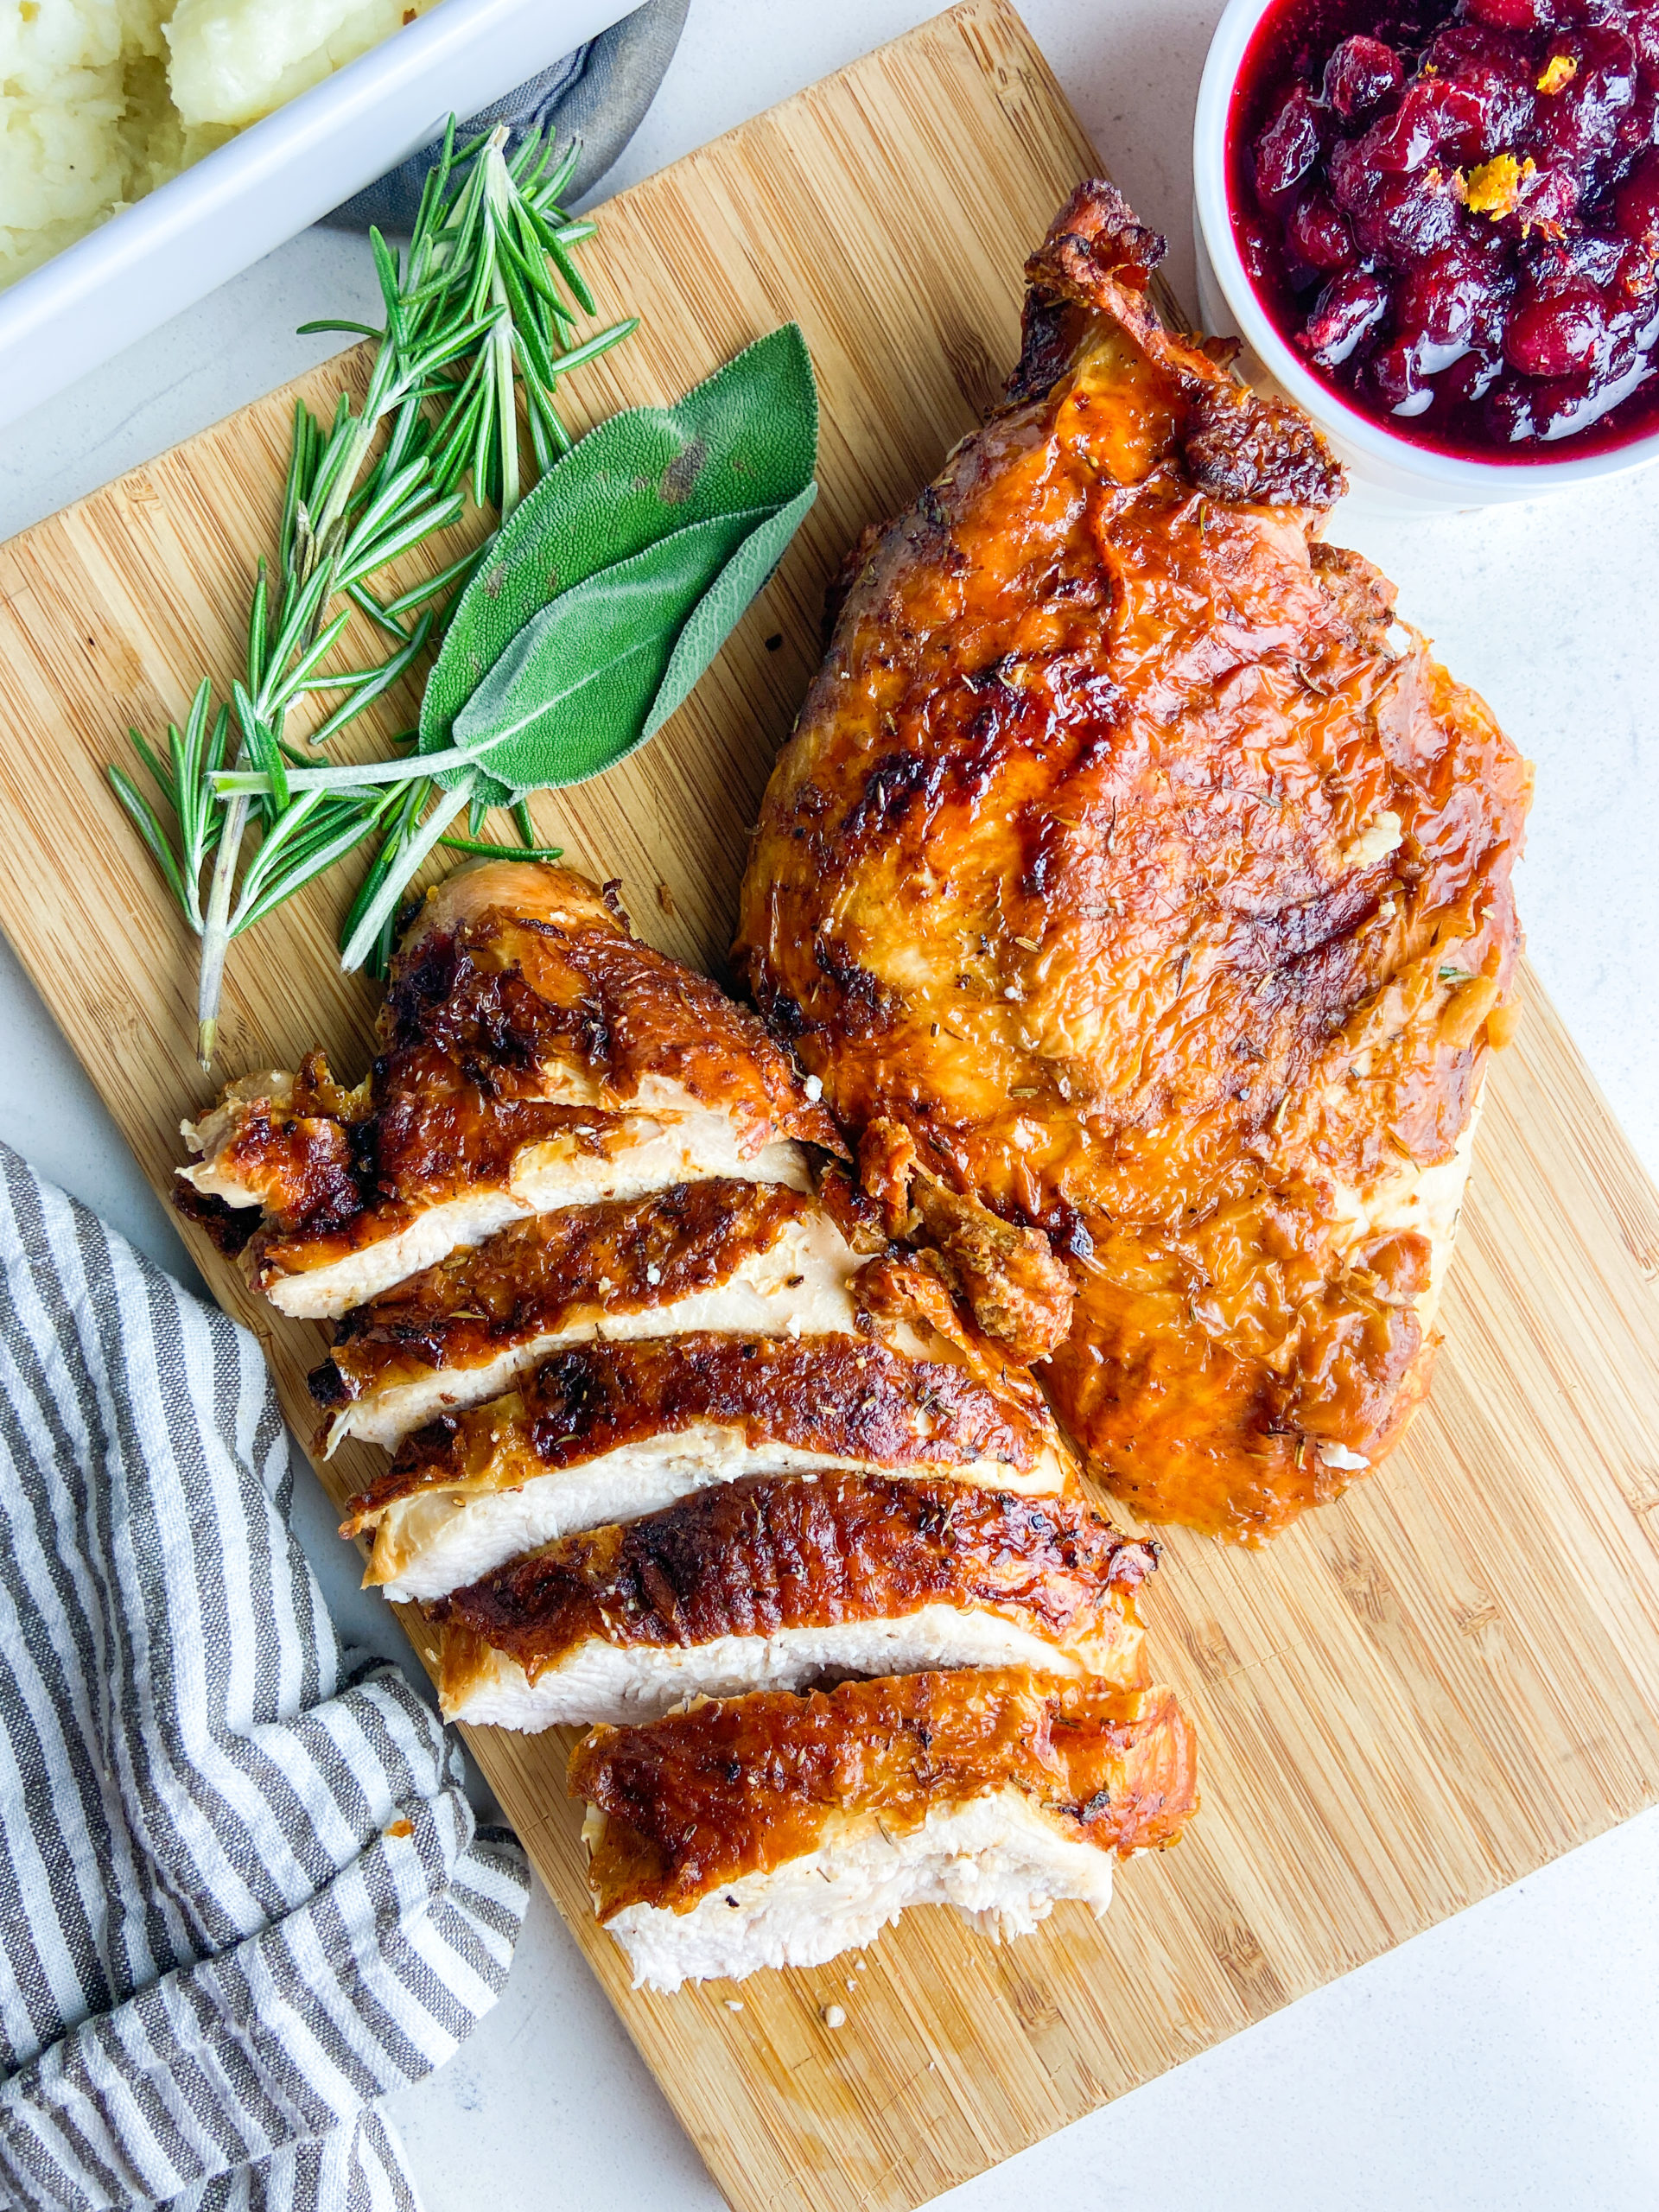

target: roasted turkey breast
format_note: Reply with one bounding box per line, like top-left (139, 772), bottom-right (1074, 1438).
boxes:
top-left (570, 1667), bottom-right (1197, 1989)
top-left (179, 858), bottom-right (1199, 1987)
top-left (180, 861), bottom-right (835, 1317)
top-left (735, 181), bottom-right (1531, 1542)
top-left (435, 1472), bottom-right (1155, 1726)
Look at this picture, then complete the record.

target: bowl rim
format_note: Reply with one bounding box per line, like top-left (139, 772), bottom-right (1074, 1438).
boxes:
top-left (1192, 0), bottom-right (1659, 489)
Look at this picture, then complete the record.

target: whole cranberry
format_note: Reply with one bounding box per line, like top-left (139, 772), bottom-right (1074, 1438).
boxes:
top-left (1396, 244), bottom-right (1514, 346)
top-left (1287, 188), bottom-right (1357, 271)
top-left (1503, 282), bottom-right (1615, 372)
top-left (1255, 82), bottom-right (1325, 200)
top-left (1351, 168), bottom-right (1463, 264)
top-left (1361, 80), bottom-right (1453, 172)
top-left (1327, 132), bottom-right (1384, 213)
top-left (1458, 213), bottom-right (1518, 266)
top-left (1462, 0), bottom-right (1560, 28)
top-left (1323, 35), bottom-right (1403, 119)
top-left (1300, 269), bottom-right (1391, 364)
top-left (1236, 212), bottom-right (1280, 284)
top-left (1616, 147), bottom-right (1659, 244)
top-left (1369, 337), bottom-right (1434, 413)
top-left (1421, 26), bottom-right (1537, 159)
top-left (1531, 29), bottom-right (1637, 177)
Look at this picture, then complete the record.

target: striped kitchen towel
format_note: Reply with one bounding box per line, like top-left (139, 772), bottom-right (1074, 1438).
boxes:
top-left (0, 1144), bottom-right (531, 2209)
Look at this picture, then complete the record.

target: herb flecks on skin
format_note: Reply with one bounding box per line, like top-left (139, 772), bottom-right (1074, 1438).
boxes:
top-left (110, 117), bottom-right (635, 1069)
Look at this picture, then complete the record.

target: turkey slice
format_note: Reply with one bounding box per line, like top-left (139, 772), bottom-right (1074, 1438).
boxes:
top-left (570, 1669), bottom-right (1197, 1990)
top-left (344, 1326), bottom-right (1071, 1603)
top-left (311, 1181), bottom-right (863, 1452)
top-left (176, 858), bottom-right (839, 1318)
top-left (434, 1472), bottom-right (1151, 1727)
top-left (182, 1060), bottom-right (810, 1319)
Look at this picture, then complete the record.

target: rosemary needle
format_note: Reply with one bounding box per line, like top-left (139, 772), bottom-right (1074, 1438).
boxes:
top-left (110, 117), bottom-right (635, 1069)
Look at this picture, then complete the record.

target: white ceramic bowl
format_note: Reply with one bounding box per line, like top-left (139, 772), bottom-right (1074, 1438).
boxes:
top-left (1192, 0), bottom-right (1659, 512)
top-left (0, 0), bottom-right (634, 435)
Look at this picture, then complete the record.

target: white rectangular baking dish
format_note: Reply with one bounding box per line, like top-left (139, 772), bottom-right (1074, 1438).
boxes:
top-left (0, 0), bottom-right (635, 434)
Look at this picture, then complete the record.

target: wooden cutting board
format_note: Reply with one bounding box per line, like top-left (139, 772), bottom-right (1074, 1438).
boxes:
top-left (3, 4), bottom-right (1659, 2206)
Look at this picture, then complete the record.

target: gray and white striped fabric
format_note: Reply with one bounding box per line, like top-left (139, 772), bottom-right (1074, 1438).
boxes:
top-left (0, 1144), bottom-right (531, 2209)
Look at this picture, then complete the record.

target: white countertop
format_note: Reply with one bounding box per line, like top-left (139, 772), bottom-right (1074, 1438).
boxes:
top-left (3, 3), bottom-right (1657, 2207)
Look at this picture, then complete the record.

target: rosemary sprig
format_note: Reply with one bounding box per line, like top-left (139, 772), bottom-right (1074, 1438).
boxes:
top-left (218, 329), bottom-right (822, 975)
top-left (108, 681), bottom-right (230, 931)
top-left (111, 118), bottom-right (636, 1068)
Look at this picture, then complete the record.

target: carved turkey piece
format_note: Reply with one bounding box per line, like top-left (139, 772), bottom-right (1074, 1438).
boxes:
top-left (736, 182), bottom-right (1531, 1542)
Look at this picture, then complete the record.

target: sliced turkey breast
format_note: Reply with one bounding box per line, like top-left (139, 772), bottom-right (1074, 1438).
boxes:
top-left (391, 862), bottom-right (843, 1142)
top-left (434, 1473), bottom-right (1152, 1727)
top-left (181, 1052), bottom-right (810, 1319)
top-left (177, 861), bottom-right (836, 1318)
top-left (310, 1180), bottom-right (864, 1452)
top-left (344, 1326), bottom-right (1071, 1603)
top-left (569, 1668), bottom-right (1197, 1989)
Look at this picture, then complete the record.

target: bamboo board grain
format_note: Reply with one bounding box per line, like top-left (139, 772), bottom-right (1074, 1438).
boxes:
top-left (2, 5), bottom-right (1659, 2207)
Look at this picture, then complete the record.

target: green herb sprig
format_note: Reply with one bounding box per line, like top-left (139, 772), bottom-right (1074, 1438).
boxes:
top-left (111, 118), bottom-right (636, 1068)
top-left (216, 327), bottom-right (821, 970)
top-left (114, 146), bottom-right (821, 1066)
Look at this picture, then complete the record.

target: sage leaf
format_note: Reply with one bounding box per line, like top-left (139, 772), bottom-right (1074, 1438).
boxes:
top-left (446, 505), bottom-right (777, 790)
top-left (421, 321), bottom-right (817, 794)
top-left (640, 481), bottom-right (818, 746)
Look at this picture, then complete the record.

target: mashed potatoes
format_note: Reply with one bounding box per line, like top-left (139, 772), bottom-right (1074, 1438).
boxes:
top-left (0, 0), bottom-right (441, 289)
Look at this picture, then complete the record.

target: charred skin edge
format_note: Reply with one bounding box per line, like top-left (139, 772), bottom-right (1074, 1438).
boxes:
top-left (339, 1328), bottom-right (1061, 1538)
top-left (1003, 175), bottom-right (1168, 405)
top-left (432, 1471), bottom-right (1157, 1686)
top-left (171, 1178), bottom-right (261, 1259)
top-left (388, 861), bottom-right (844, 1154)
top-left (307, 1179), bottom-right (822, 1414)
top-left (1010, 178), bottom-right (1345, 510)
top-left (175, 1052), bottom-right (372, 1239)
top-left (570, 1668), bottom-right (1198, 1922)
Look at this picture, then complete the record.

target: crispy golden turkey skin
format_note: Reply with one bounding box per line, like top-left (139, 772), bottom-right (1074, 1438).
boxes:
top-left (572, 1666), bottom-right (1197, 1922)
top-left (177, 861), bottom-right (842, 1290)
top-left (435, 1471), bottom-right (1156, 1689)
top-left (735, 182), bottom-right (1532, 1542)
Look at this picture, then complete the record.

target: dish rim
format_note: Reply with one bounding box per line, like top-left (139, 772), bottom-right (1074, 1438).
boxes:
top-left (0, 0), bottom-right (634, 431)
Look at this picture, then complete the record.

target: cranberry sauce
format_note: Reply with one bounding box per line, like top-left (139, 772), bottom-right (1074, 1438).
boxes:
top-left (1227, 0), bottom-right (1659, 457)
